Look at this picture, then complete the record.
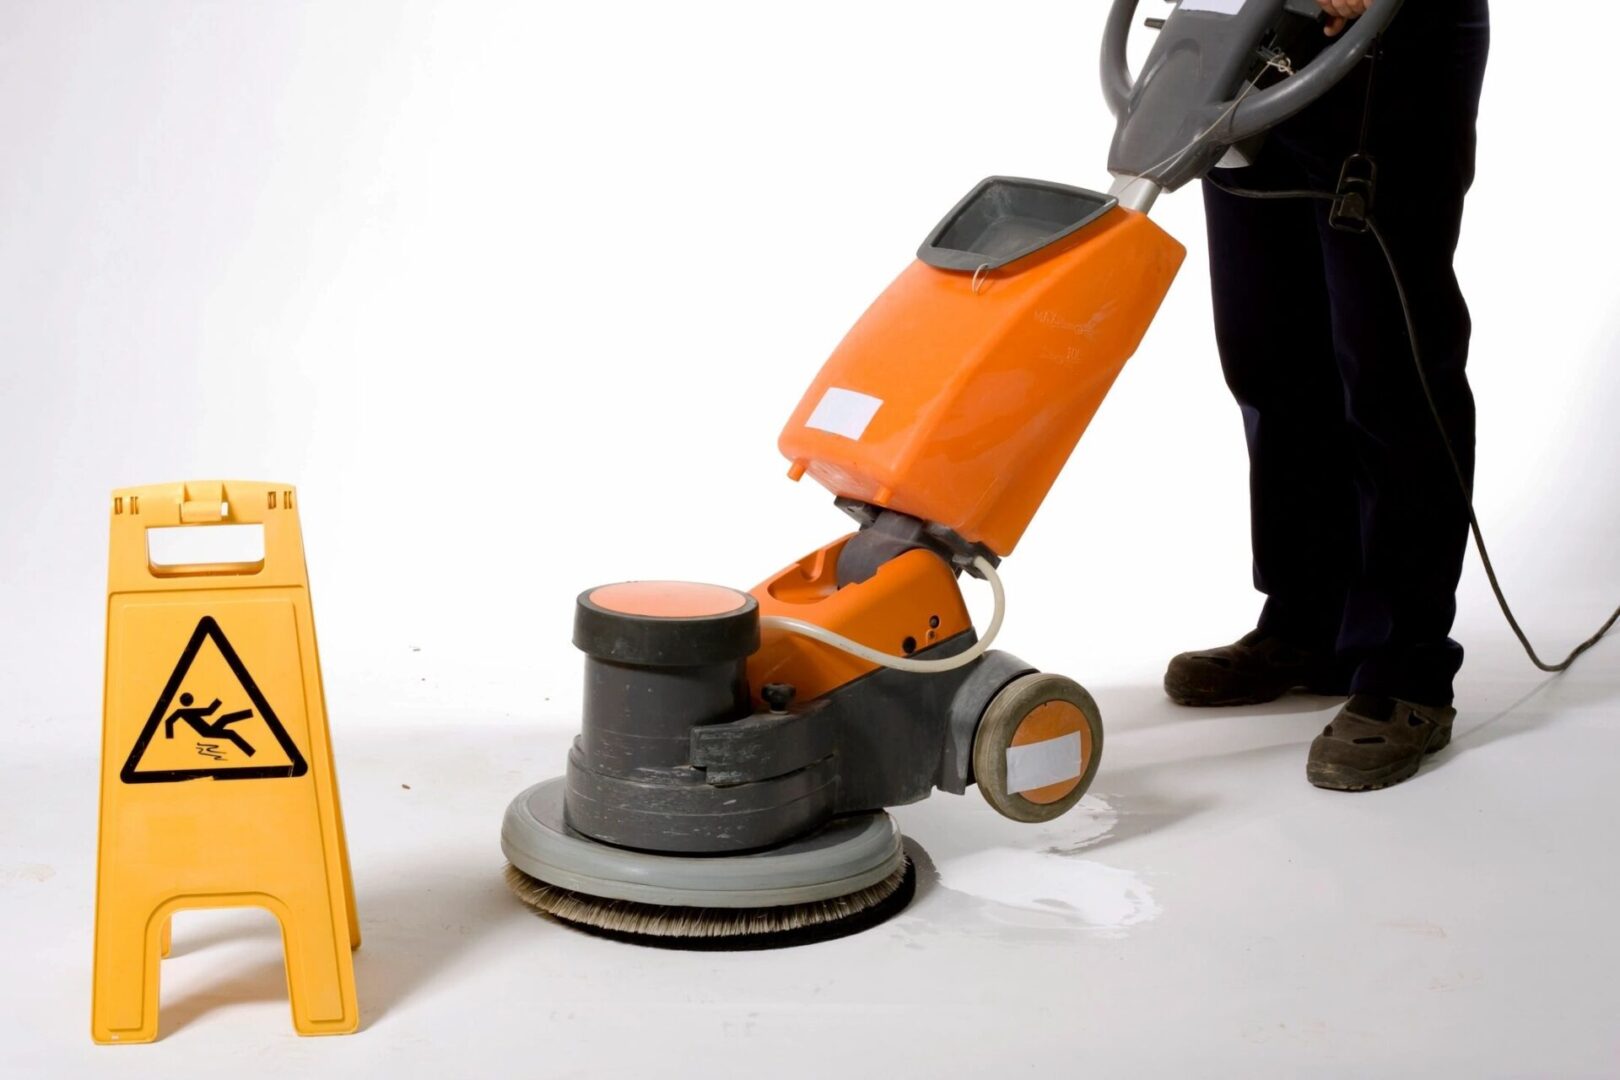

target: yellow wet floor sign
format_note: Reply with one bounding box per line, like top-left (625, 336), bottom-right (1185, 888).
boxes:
top-left (93, 481), bottom-right (359, 1042)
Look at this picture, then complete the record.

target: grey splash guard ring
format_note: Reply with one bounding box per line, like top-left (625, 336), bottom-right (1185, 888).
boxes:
top-left (501, 778), bottom-right (905, 909)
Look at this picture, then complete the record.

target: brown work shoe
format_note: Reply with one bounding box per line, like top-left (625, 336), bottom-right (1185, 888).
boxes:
top-left (1164, 629), bottom-right (1345, 707)
top-left (1307, 695), bottom-right (1455, 792)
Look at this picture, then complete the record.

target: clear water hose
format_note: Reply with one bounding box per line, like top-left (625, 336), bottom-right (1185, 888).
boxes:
top-left (758, 556), bottom-right (1005, 674)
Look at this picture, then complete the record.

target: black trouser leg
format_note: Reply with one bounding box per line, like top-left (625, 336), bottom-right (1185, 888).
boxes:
top-left (1317, 7), bottom-right (1489, 705)
top-left (1202, 162), bottom-right (1356, 654)
top-left (1204, 0), bottom-right (1490, 705)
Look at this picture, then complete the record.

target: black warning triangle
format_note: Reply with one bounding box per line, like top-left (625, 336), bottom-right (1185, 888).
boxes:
top-left (120, 615), bottom-right (309, 784)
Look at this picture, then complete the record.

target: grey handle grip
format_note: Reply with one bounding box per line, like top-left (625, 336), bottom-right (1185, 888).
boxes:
top-left (1228, 2), bottom-right (1401, 140)
top-left (1102, 0), bottom-right (1404, 140)
top-left (1100, 0), bottom-right (1140, 119)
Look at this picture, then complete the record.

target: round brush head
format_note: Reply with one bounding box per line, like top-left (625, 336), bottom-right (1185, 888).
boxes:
top-left (502, 778), bottom-right (917, 949)
top-left (505, 857), bottom-right (916, 950)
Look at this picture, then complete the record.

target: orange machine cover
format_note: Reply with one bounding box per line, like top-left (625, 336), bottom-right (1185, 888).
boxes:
top-left (779, 207), bottom-right (1184, 556)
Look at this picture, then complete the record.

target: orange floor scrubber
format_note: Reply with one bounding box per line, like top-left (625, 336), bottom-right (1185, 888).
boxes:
top-left (503, 0), bottom-right (1405, 946)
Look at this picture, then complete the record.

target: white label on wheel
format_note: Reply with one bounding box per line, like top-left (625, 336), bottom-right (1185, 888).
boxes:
top-left (1180, 0), bottom-right (1247, 15)
top-left (804, 388), bottom-right (883, 441)
top-left (1006, 732), bottom-right (1083, 795)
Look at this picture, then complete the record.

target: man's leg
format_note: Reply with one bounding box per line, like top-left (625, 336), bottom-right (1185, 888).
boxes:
top-left (1207, 167), bottom-right (1359, 650)
top-left (1292, 0), bottom-right (1491, 790)
top-left (1164, 157), bottom-right (1357, 706)
top-left (1309, 3), bottom-right (1491, 707)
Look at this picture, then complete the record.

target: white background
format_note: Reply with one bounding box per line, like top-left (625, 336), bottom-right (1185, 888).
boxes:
top-left (3, 2), bottom-right (1618, 1077)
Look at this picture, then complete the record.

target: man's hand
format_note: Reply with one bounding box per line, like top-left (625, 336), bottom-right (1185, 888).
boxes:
top-left (1317, 0), bottom-right (1373, 37)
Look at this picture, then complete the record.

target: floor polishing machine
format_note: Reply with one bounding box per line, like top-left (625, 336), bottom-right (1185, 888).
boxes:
top-left (501, 0), bottom-right (1408, 947)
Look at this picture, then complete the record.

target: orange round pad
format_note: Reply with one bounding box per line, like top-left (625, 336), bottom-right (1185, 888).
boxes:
top-left (588, 581), bottom-right (751, 619)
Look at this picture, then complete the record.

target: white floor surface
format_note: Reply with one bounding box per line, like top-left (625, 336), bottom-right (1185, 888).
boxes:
top-left (6, 632), bottom-right (1617, 1079)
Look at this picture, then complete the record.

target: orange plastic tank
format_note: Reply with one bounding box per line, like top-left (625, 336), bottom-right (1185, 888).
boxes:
top-left (779, 194), bottom-right (1185, 556)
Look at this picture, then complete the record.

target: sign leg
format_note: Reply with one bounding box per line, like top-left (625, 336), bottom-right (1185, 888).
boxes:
top-left (91, 900), bottom-right (164, 1044)
top-left (277, 893), bottom-right (358, 1036)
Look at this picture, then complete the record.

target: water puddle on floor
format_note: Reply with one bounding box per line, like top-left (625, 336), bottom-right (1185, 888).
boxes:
top-left (936, 847), bottom-right (1158, 931)
top-left (897, 795), bottom-right (1162, 942)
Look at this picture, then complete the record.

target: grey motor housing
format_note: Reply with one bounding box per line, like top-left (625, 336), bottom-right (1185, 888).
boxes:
top-left (558, 513), bottom-right (1036, 857)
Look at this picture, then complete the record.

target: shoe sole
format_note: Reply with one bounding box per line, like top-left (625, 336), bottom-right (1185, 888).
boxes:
top-left (1306, 726), bottom-right (1453, 793)
top-left (1164, 675), bottom-right (1345, 709)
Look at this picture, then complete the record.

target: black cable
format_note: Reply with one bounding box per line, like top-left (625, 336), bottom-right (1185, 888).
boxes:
top-left (1205, 181), bottom-right (1334, 203)
top-left (1205, 171), bottom-right (1620, 673)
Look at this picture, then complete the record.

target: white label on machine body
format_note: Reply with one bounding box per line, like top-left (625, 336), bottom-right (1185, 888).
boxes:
top-left (805, 387), bottom-right (884, 441)
top-left (1179, 0), bottom-right (1248, 14)
top-left (1006, 732), bottom-right (1084, 794)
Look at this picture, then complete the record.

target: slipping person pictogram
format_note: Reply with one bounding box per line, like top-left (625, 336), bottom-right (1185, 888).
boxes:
top-left (120, 615), bottom-right (307, 783)
top-left (163, 692), bottom-right (256, 758)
